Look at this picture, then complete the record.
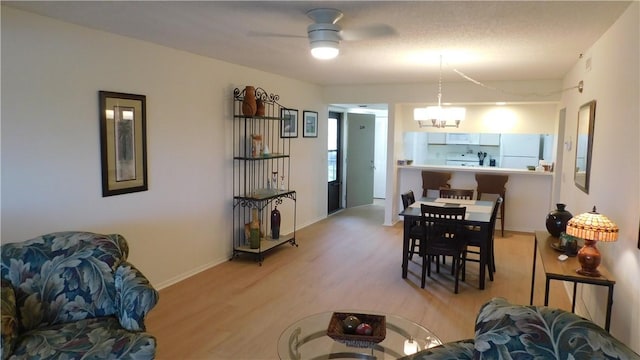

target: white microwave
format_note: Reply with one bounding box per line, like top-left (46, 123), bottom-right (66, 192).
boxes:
top-left (446, 133), bottom-right (480, 145)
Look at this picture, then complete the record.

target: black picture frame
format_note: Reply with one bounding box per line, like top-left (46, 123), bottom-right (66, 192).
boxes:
top-left (99, 91), bottom-right (148, 197)
top-left (280, 108), bottom-right (298, 138)
top-left (303, 110), bottom-right (318, 138)
top-left (574, 100), bottom-right (596, 194)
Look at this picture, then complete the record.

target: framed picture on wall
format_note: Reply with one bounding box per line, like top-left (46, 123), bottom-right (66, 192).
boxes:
top-left (303, 110), bottom-right (318, 138)
top-left (280, 108), bottom-right (298, 138)
top-left (99, 91), bottom-right (148, 197)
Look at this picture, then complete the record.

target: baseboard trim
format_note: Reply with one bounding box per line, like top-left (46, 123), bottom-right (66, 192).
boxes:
top-left (154, 257), bottom-right (228, 290)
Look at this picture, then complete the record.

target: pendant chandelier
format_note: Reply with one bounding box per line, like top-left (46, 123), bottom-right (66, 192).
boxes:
top-left (414, 56), bottom-right (466, 128)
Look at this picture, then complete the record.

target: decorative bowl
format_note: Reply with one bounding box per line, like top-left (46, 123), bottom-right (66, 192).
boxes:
top-left (327, 312), bottom-right (386, 348)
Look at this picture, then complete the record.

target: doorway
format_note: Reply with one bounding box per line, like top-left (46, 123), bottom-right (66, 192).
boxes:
top-left (345, 112), bottom-right (376, 208)
top-left (327, 112), bottom-right (342, 214)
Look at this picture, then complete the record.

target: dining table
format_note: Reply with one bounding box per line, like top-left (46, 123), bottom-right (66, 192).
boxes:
top-left (399, 197), bottom-right (495, 290)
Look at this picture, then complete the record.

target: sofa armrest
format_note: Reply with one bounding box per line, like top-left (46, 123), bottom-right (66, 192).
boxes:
top-left (1, 280), bottom-right (18, 360)
top-left (114, 262), bottom-right (159, 332)
top-left (474, 298), bottom-right (640, 360)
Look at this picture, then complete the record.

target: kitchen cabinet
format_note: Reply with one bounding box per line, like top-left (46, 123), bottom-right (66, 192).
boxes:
top-left (446, 133), bottom-right (480, 145)
top-left (427, 132), bottom-right (446, 144)
top-left (479, 133), bottom-right (500, 146)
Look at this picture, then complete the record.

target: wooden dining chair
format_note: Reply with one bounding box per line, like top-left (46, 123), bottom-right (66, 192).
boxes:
top-left (475, 174), bottom-right (508, 236)
top-left (419, 204), bottom-right (468, 293)
top-left (401, 190), bottom-right (421, 260)
top-left (436, 188), bottom-right (475, 269)
top-left (463, 196), bottom-right (503, 284)
top-left (439, 188), bottom-right (475, 200)
top-left (421, 171), bottom-right (451, 197)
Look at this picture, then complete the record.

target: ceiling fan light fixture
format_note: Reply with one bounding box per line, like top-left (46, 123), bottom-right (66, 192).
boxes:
top-left (310, 41), bottom-right (339, 59)
top-left (308, 22), bottom-right (341, 60)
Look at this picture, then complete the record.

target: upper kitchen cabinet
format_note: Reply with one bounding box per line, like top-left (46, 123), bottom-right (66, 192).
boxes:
top-left (445, 133), bottom-right (480, 145)
top-left (479, 133), bottom-right (500, 146)
top-left (427, 132), bottom-right (446, 144)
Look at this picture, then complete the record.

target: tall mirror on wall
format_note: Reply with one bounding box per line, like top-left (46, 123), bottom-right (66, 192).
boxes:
top-left (575, 100), bottom-right (596, 193)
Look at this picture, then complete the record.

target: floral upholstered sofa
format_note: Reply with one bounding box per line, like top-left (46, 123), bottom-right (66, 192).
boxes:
top-left (402, 297), bottom-right (639, 360)
top-left (1, 231), bottom-right (159, 359)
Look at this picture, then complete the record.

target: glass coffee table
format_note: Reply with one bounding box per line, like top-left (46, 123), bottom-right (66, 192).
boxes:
top-left (277, 311), bottom-right (441, 359)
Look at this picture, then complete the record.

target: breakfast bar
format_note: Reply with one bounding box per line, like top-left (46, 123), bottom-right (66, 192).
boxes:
top-left (397, 165), bottom-right (554, 232)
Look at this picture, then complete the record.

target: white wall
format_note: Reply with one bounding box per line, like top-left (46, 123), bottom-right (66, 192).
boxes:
top-left (1, 7), bottom-right (328, 288)
top-left (398, 103), bottom-right (559, 134)
top-left (557, 2), bottom-right (639, 351)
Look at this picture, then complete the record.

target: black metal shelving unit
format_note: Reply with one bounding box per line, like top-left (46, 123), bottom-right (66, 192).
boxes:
top-left (231, 87), bottom-right (297, 265)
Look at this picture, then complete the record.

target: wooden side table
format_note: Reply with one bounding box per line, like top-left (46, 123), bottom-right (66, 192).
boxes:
top-left (530, 231), bottom-right (616, 331)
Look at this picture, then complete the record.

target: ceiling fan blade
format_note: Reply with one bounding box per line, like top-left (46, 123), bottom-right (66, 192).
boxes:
top-left (339, 24), bottom-right (396, 41)
top-left (247, 30), bottom-right (306, 39)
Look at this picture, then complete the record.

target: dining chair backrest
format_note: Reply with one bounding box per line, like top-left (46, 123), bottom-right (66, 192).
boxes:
top-left (439, 188), bottom-right (474, 200)
top-left (421, 171), bottom-right (451, 197)
top-left (488, 197), bottom-right (503, 235)
top-left (476, 174), bottom-right (508, 236)
top-left (401, 190), bottom-right (416, 210)
top-left (420, 204), bottom-right (467, 246)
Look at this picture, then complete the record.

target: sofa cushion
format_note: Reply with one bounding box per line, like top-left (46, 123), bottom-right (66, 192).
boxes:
top-left (1, 232), bottom-right (126, 331)
top-left (10, 316), bottom-right (155, 360)
top-left (474, 297), bottom-right (639, 360)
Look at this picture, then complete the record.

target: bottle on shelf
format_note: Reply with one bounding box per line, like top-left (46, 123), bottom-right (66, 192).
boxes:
top-left (271, 206), bottom-right (281, 239)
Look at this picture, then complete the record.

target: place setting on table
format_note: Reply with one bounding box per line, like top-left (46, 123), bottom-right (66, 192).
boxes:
top-left (408, 197), bottom-right (493, 217)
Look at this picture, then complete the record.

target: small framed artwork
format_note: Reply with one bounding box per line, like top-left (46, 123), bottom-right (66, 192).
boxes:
top-left (303, 111), bottom-right (318, 138)
top-left (280, 108), bottom-right (298, 138)
top-left (99, 91), bottom-right (148, 197)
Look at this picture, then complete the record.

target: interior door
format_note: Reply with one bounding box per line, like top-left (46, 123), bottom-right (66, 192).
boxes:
top-left (346, 112), bottom-right (375, 208)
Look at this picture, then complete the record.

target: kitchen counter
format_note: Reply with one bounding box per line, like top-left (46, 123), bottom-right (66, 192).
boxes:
top-left (396, 164), bottom-right (554, 232)
top-left (398, 164), bottom-right (553, 176)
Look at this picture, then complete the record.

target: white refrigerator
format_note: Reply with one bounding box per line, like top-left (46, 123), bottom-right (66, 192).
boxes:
top-left (500, 134), bottom-right (541, 169)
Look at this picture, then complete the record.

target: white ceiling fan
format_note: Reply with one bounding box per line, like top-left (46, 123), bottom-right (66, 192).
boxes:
top-left (250, 8), bottom-right (396, 60)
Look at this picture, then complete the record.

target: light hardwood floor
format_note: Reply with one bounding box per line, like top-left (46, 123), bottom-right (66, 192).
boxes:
top-left (145, 203), bottom-right (569, 359)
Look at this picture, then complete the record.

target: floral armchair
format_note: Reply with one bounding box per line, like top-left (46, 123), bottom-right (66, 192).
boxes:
top-left (402, 297), bottom-right (639, 360)
top-left (1, 231), bottom-right (159, 359)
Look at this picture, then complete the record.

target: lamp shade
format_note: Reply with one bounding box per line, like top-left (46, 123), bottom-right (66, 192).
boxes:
top-left (566, 206), bottom-right (619, 242)
top-left (414, 107), bottom-right (430, 121)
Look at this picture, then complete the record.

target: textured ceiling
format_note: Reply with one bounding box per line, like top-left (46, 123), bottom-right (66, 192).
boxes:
top-left (5, 1), bottom-right (632, 86)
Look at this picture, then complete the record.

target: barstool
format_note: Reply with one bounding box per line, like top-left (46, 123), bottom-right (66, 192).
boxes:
top-left (475, 174), bottom-right (508, 237)
top-left (421, 171), bottom-right (451, 197)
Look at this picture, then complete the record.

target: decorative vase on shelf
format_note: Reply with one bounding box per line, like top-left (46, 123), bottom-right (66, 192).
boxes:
top-left (271, 206), bottom-right (281, 239)
top-left (256, 98), bottom-right (265, 116)
top-left (546, 203), bottom-right (573, 237)
top-left (242, 86), bottom-right (257, 116)
top-left (249, 208), bottom-right (260, 249)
